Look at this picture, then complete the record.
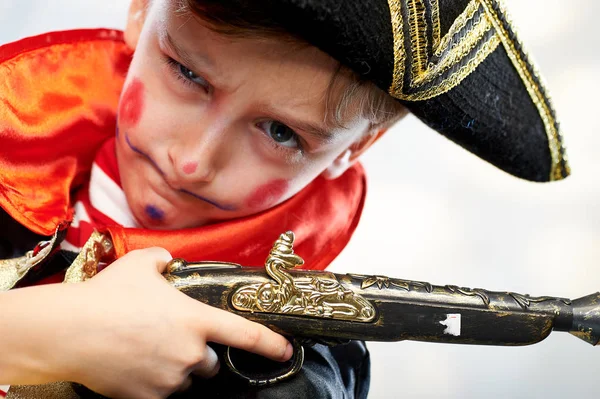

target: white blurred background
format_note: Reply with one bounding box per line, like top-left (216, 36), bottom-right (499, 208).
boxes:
top-left (1, 1), bottom-right (598, 398)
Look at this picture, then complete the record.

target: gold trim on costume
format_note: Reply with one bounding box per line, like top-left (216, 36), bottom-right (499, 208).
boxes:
top-left (0, 228), bottom-right (61, 291)
top-left (63, 231), bottom-right (114, 283)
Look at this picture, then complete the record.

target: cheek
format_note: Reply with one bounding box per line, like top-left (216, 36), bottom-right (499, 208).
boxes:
top-left (119, 78), bottom-right (145, 127)
top-left (245, 179), bottom-right (289, 209)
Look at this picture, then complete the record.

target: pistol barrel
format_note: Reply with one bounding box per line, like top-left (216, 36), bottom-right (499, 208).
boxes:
top-left (165, 261), bottom-right (599, 347)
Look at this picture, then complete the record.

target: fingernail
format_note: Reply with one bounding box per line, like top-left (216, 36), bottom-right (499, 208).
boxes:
top-left (283, 342), bottom-right (293, 360)
top-left (210, 360), bottom-right (221, 378)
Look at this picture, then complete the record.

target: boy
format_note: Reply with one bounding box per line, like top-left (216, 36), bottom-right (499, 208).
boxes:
top-left (0, 0), bottom-right (568, 398)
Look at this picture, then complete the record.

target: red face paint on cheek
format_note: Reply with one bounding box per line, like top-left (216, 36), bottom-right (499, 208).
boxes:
top-left (245, 179), bottom-right (289, 209)
top-left (119, 78), bottom-right (145, 127)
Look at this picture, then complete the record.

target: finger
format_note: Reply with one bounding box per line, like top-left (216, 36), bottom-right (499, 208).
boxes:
top-left (119, 247), bottom-right (173, 273)
top-left (191, 345), bottom-right (220, 378)
top-left (202, 306), bottom-right (293, 362)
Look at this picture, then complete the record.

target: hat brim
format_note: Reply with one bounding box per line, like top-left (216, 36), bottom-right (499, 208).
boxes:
top-left (254, 0), bottom-right (569, 181)
top-left (392, 0), bottom-right (569, 181)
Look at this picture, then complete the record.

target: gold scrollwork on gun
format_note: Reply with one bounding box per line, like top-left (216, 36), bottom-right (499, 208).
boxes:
top-left (231, 232), bottom-right (376, 322)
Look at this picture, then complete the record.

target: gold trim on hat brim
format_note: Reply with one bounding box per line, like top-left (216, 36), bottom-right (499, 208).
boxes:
top-left (386, 0), bottom-right (569, 181)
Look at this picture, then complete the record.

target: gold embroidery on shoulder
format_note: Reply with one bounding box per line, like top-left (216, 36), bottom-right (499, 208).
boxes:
top-left (63, 231), bottom-right (114, 283)
top-left (0, 229), bottom-right (61, 291)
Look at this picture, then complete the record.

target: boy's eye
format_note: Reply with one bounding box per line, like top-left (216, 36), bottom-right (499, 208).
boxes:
top-left (259, 121), bottom-right (299, 148)
top-left (178, 63), bottom-right (209, 87)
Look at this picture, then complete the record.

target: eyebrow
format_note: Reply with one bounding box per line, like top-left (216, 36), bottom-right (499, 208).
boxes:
top-left (162, 29), bottom-right (337, 142)
top-left (162, 29), bottom-right (216, 76)
top-left (287, 118), bottom-right (337, 142)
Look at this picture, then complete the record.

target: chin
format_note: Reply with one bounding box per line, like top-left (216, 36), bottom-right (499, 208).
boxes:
top-left (136, 211), bottom-right (211, 230)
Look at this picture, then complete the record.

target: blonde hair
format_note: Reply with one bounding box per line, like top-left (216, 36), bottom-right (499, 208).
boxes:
top-left (325, 64), bottom-right (407, 133)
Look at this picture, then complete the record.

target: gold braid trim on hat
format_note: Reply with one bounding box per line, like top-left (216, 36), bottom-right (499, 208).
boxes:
top-left (478, 0), bottom-right (569, 180)
top-left (386, 0), bottom-right (569, 180)
top-left (387, 0), bottom-right (500, 101)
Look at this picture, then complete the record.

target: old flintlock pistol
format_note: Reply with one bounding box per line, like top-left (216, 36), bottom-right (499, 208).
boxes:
top-left (163, 231), bottom-right (600, 386)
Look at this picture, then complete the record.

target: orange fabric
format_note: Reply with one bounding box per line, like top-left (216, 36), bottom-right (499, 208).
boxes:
top-left (0, 29), bottom-right (131, 235)
top-left (0, 29), bottom-right (366, 271)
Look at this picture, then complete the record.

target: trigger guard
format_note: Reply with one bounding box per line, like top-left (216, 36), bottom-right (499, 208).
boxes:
top-left (224, 339), bottom-right (305, 386)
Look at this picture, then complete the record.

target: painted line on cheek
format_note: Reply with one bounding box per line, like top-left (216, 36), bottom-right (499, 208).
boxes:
top-left (145, 204), bottom-right (165, 221)
top-left (119, 78), bottom-right (145, 127)
top-left (125, 133), bottom-right (165, 175)
top-left (180, 189), bottom-right (236, 211)
top-left (246, 179), bottom-right (289, 209)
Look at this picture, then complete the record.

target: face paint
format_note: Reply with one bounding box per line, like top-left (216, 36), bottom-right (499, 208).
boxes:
top-left (125, 133), bottom-right (164, 175)
top-left (180, 189), bottom-right (236, 211)
top-left (182, 161), bottom-right (198, 175)
top-left (245, 179), bottom-right (289, 209)
top-left (144, 204), bottom-right (165, 221)
top-left (119, 78), bottom-right (145, 127)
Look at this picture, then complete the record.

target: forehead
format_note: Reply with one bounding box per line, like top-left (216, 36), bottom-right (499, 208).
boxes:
top-left (150, 0), bottom-right (355, 125)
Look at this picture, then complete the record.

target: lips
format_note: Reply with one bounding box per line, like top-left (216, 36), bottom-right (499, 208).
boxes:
top-left (123, 131), bottom-right (235, 211)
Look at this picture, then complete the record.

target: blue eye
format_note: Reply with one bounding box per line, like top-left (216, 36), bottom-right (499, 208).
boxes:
top-left (260, 121), bottom-right (299, 148)
top-left (178, 63), bottom-right (208, 87)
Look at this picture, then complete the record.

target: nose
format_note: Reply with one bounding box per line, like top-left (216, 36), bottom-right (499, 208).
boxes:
top-left (168, 125), bottom-right (228, 185)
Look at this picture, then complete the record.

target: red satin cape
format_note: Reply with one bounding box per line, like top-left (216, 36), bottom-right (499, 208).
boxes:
top-left (0, 29), bottom-right (366, 270)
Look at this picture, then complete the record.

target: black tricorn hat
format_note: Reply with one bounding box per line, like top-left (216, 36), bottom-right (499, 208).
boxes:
top-left (195, 0), bottom-right (569, 182)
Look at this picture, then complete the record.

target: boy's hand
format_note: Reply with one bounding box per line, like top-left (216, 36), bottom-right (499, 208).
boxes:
top-left (61, 247), bottom-right (292, 399)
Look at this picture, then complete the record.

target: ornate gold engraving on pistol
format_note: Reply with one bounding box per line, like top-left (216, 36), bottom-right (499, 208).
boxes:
top-left (349, 274), bottom-right (433, 292)
top-left (231, 232), bottom-right (376, 322)
top-left (445, 285), bottom-right (491, 306)
top-left (508, 292), bottom-right (571, 309)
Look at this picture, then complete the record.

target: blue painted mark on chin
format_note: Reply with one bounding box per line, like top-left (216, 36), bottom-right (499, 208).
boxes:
top-left (145, 205), bottom-right (165, 221)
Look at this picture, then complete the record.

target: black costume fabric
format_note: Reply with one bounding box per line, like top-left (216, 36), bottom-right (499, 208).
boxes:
top-left (192, 0), bottom-right (569, 182)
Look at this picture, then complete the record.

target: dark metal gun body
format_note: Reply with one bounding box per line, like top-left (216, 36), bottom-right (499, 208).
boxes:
top-left (164, 232), bottom-right (599, 385)
top-left (166, 262), bottom-right (598, 347)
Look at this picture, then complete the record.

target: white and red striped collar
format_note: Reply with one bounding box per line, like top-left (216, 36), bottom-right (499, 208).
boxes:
top-left (61, 137), bottom-right (138, 252)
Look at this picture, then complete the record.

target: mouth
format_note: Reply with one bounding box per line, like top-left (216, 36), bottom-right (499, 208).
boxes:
top-left (178, 188), bottom-right (236, 211)
top-left (161, 177), bottom-right (235, 211)
top-left (124, 131), bottom-right (165, 175)
top-left (123, 133), bottom-right (236, 212)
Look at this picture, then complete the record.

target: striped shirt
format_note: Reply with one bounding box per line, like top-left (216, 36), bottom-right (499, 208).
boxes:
top-left (62, 137), bottom-right (138, 252)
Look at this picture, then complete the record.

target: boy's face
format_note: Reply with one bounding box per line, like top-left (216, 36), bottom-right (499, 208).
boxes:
top-left (116, 0), bottom-right (370, 229)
